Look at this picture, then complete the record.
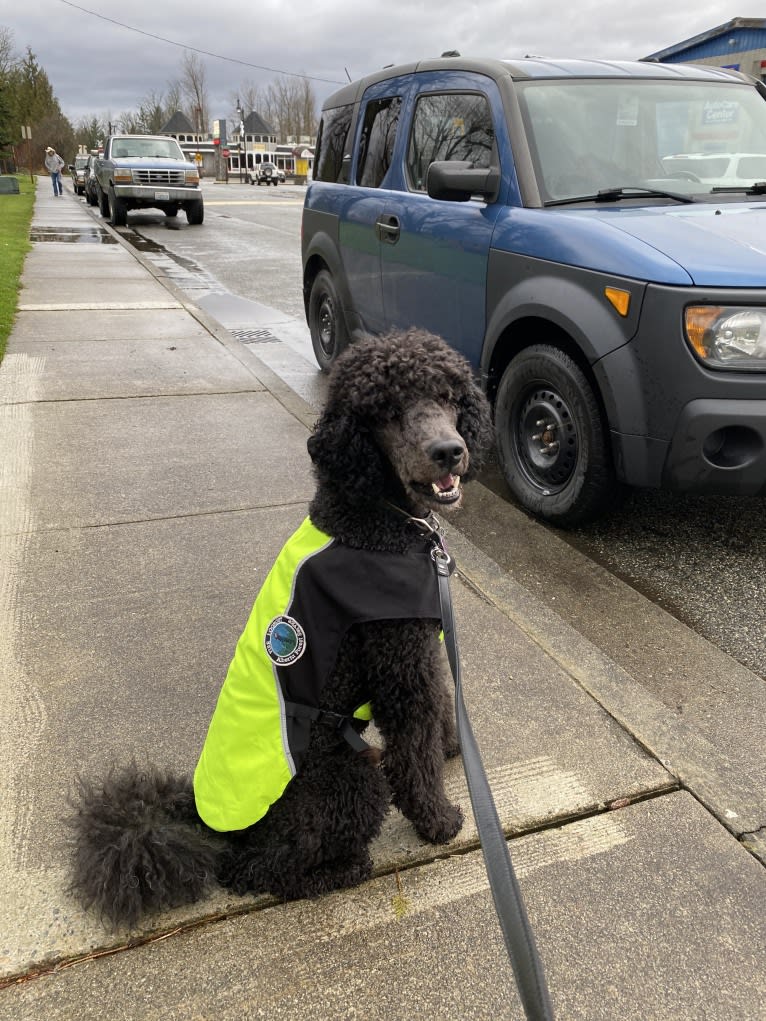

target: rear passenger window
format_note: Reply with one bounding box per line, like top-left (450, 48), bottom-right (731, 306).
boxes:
top-left (407, 93), bottom-right (495, 192)
top-left (314, 104), bottom-right (354, 183)
top-left (356, 97), bottom-right (401, 188)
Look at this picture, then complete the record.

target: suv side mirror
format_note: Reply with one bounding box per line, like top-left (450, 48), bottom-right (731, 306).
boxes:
top-left (426, 160), bottom-right (500, 202)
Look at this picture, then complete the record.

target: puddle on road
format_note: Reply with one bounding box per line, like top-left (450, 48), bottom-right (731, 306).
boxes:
top-left (122, 229), bottom-right (198, 271)
top-left (29, 226), bottom-right (117, 244)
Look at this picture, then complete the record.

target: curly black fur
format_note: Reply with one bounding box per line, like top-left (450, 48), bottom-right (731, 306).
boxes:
top-left (69, 329), bottom-right (492, 928)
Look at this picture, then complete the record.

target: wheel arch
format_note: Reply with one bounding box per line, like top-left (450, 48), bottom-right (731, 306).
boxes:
top-left (302, 229), bottom-right (356, 335)
top-left (482, 273), bottom-right (650, 446)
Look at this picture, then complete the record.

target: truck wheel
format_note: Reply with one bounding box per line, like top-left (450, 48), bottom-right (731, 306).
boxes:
top-left (98, 186), bottom-right (109, 217)
top-left (185, 200), bottom-right (204, 225)
top-left (165, 204), bottom-right (179, 218)
top-left (108, 187), bottom-right (128, 227)
top-left (308, 269), bottom-right (349, 372)
top-left (494, 344), bottom-right (618, 527)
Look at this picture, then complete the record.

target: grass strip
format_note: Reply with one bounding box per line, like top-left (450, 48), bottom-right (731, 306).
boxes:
top-left (0, 175), bottom-right (35, 365)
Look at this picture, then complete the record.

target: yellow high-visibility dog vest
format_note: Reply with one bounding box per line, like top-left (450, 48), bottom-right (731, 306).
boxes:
top-left (193, 516), bottom-right (446, 832)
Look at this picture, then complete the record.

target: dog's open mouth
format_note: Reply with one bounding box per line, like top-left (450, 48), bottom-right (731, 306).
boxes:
top-left (414, 474), bottom-right (462, 505)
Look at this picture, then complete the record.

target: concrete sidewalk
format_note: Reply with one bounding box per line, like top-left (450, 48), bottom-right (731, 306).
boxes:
top-left (0, 178), bottom-right (764, 1020)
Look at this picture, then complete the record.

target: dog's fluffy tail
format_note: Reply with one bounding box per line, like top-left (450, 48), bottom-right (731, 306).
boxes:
top-left (68, 764), bottom-right (222, 928)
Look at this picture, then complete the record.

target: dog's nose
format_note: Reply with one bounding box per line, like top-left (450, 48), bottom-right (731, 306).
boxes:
top-left (428, 439), bottom-right (466, 472)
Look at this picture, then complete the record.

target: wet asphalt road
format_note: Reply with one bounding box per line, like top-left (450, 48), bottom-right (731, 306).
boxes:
top-left (103, 180), bottom-right (766, 686)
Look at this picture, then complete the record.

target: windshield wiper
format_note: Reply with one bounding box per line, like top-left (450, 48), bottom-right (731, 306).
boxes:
top-left (546, 186), bottom-right (694, 207)
top-left (711, 181), bottom-right (766, 195)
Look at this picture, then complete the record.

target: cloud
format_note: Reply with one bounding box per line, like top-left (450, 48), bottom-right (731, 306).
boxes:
top-left (4, 0), bottom-right (745, 125)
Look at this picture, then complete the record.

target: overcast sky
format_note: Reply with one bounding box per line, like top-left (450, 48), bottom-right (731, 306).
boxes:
top-left (3, 0), bottom-right (749, 127)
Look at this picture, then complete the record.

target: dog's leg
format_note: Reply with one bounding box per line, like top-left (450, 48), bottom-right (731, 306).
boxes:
top-left (218, 748), bottom-right (389, 901)
top-left (435, 656), bottom-right (460, 759)
top-left (365, 620), bottom-right (464, 845)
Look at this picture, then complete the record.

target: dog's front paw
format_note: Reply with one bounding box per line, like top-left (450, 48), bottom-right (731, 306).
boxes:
top-left (417, 803), bottom-right (463, 845)
top-left (443, 735), bottom-right (460, 760)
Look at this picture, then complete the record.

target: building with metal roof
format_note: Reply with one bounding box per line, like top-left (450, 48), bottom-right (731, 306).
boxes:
top-left (643, 16), bottom-right (766, 80)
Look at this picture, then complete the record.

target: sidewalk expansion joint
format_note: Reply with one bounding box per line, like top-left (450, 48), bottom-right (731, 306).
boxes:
top-left (2, 388), bottom-right (267, 409)
top-left (2, 500), bottom-right (313, 538)
top-left (0, 784), bottom-right (679, 990)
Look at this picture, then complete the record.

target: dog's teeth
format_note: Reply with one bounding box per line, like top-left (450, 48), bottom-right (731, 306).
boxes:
top-left (431, 475), bottom-right (461, 496)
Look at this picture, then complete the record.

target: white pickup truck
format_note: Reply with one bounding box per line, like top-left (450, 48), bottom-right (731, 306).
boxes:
top-left (95, 134), bottom-right (204, 226)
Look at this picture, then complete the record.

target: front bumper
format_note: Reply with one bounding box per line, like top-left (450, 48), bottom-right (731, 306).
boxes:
top-left (113, 185), bottom-right (201, 204)
top-left (661, 398), bottom-right (766, 494)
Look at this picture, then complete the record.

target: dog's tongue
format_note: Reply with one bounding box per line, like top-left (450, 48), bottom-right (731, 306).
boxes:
top-left (434, 474), bottom-right (456, 492)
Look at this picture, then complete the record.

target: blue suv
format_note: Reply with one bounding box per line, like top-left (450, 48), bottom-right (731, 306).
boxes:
top-left (302, 57), bottom-right (766, 525)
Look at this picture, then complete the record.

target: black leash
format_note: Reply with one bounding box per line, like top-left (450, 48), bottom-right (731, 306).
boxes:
top-left (424, 519), bottom-right (554, 1021)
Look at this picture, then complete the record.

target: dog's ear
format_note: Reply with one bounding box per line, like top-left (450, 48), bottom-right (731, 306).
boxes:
top-left (457, 382), bottom-right (493, 476)
top-left (308, 410), bottom-right (388, 496)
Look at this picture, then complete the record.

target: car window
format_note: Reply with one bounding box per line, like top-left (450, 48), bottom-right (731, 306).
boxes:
top-left (518, 78), bottom-right (766, 201)
top-left (315, 103), bottom-right (354, 182)
top-left (356, 96), bottom-right (401, 188)
top-left (406, 92), bottom-right (495, 192)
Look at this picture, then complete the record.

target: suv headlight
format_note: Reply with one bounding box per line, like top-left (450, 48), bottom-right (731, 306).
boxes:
top-left (685, 306), bottom-right (766, 370)
top-left (185, 169), bottom-right (199, 185)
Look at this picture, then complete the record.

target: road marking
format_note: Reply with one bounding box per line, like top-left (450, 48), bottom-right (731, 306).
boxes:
top-left (204, 200), bottom-right (302, 207)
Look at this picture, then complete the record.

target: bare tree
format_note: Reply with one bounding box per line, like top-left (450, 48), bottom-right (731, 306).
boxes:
top-left (0, 25), bottom-right (15, 77)
top-left (231, 81), bottom-right (260, 121)
top-left (178, 50), bottom-right (209, 134)
top-left (261, 75), bottom-right (316, 144)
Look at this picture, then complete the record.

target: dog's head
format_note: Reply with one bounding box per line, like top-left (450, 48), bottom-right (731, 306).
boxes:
top-left (307, 330), bottom-right (493, 517)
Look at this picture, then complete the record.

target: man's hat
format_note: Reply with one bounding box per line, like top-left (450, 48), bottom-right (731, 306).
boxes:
top-left (45, 146), bottom-right (54, 153)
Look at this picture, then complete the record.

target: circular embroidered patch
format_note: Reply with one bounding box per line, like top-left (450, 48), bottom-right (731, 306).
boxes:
top-left (264, 615), bottom-right (306, 665)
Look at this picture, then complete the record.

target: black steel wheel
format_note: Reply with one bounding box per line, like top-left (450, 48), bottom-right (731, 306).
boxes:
top-left (495, 344), bottom-right (617, 526)
top-left (108, 187), bottom-right (127, 227)
top-left (308, 269), bottom-right (349, 372)
top-left (185, 200), bottom-right (204, 225)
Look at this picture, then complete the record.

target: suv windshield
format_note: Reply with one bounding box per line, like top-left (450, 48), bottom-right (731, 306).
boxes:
top-left (517, 78), bottom-right (766, 203)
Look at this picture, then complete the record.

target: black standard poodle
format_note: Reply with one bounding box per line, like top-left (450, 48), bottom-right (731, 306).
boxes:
top-left (69, 328), bottom-right (493, 928)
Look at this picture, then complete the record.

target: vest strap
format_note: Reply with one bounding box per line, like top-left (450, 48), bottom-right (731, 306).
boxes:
top-left (284, 700), bottom-right (372, 754)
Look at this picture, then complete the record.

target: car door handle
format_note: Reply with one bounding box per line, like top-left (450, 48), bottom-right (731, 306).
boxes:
top-left (375, 214), bottom-right (400, 244)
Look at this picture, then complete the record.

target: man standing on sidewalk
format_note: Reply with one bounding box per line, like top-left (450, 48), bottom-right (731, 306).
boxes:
top-left (44, 146), bottom-right (65, 196)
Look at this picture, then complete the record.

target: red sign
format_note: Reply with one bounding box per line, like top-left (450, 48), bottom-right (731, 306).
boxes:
top-left (222, 149), bottom-right (230, 157)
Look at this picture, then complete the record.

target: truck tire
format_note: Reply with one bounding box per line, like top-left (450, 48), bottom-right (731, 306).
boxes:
top-left (308, 269), bottom-right (349, 372)
top-left (108, 187), bottom-right (128, 227)
top-left (98, 185), bottom-right (109, 217)
top-left (494, 344), bottom-right (619, 527)
top-left (185, 200), bottom-right (204, 225)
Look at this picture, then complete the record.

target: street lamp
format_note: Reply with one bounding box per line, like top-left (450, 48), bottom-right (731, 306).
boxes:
top-left (236, 102), bottom-right (244, 183)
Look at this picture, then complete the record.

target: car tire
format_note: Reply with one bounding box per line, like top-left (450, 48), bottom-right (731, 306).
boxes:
top-left (185, 199), bottom-right (204, 225)
top-left (308, 269), bottom-right (349, 372)
top-left (108, 187), bottom-right (128, 227)
top-left (494, 344), bottom-right (619, 526)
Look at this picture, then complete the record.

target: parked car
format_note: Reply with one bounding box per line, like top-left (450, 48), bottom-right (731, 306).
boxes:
top-left (69, 154), bottom-right (89, 196)
top-left (252, 162), bottom-right (281, 186)
top-left (302, 56), bottom-right (766, 526)
top-left (83, 153), bottom-right (100, 206)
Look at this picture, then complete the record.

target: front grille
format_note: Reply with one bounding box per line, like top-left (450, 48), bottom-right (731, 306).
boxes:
top-left (132, 169), bottom-right (186, 186)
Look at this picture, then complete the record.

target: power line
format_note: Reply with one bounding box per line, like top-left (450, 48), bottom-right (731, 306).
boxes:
top-left (58, 0), bottom-right (346, 85)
